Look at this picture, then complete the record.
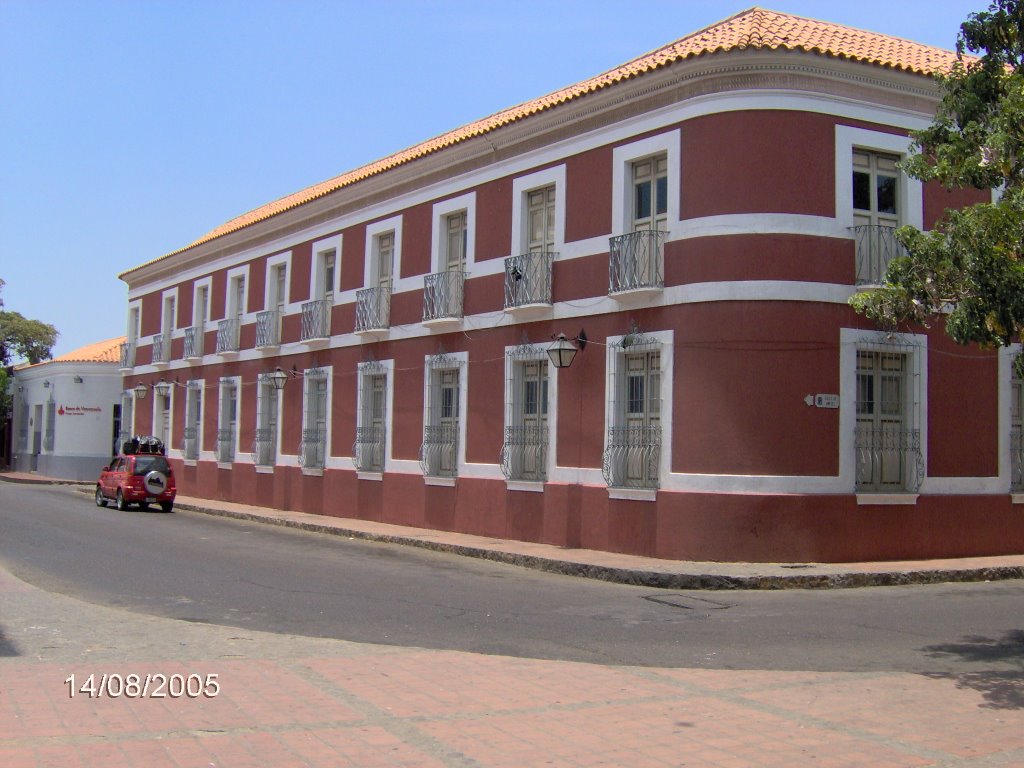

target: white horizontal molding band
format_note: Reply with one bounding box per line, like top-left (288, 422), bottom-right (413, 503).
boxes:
top-left (128, 89), bottom-right (929, 296)
top-left (129, 279), bottom-right (854, 374)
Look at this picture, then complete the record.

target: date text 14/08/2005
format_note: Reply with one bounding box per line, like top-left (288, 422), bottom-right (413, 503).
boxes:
top-left (65, 673), bottom-right (220, 699)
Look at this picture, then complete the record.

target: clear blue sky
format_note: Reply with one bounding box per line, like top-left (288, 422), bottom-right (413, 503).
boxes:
top-left (0, 0), bottom-right (985, 359)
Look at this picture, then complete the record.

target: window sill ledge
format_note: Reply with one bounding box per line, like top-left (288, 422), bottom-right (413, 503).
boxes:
top-left (506, 480), bottom-right (544, 493)
top-left (608, 487), bottom-right (657, 502)
top-left (354, 327), bottom-right (390, 339)
top-left (357, 471), bottom-right (383, 482)
top-left (255, 465), bottom-right (274, 475)
top-left (609, 286), bottom-right (663, 301)
top-left (183, 459), bottom-right (198, 467)
top-left (504, 303), bottom-right (552, 318)
top-left (424, 475), bottom-right (456, 487)
top-left (1011, 493), bottom-right (1024, 504)
top-left (856, 493), bottom-right (919, 506)
top-left (422, 317), bottom-right (464, 330)
top-left (301, 467), bottom-right (324, 477)
top-left (217, 462), bottom-right (233, 470)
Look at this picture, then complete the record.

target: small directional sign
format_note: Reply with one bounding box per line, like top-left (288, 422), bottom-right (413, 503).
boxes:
top-left (805, 394), bottom-right (839, 408)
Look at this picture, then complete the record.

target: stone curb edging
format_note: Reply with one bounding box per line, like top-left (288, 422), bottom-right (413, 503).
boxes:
top-left (14, 480), bottom-right (1024, 591)
top-left (173, 501), bottom-right (1024, 591)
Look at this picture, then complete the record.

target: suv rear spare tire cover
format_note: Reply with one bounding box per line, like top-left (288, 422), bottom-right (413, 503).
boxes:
top-left (143, 470), bottom-right (168, 496)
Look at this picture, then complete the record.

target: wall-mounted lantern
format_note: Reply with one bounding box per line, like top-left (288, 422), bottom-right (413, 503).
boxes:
top-left (133, 383), bottom-right (148, 399)
top-left (547, 330), bottom-right (588, 369)
top-left (268, 368), bottom-right (289, 391)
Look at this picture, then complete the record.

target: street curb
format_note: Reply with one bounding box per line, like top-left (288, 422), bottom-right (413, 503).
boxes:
top-left (31, 483), bottom-right (1024, 591)
top-left (174, 500), bottom-right (1024, 591)
top-left (0, 474), bottom-right (91, 487)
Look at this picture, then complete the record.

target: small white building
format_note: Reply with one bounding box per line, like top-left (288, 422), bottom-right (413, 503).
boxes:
top-left (9, 337), bottom-right (126, 480)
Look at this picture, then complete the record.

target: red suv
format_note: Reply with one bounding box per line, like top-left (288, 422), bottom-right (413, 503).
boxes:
top-left (95, 436), bottom-right (177, 512)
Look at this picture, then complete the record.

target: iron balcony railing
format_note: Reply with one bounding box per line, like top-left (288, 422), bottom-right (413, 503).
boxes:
top-left (252, 427), bottom-right (276, 466)
top-left (504, 252), bottom-right (553, 309)
top-left (298, 426), bottom-right (327, 470)
top-left (182, 426), bottom-right (199, 461)
top-left (353, 425), bottom-right (385, 473)
top-left (255, 309), bottom-right (280, 348)
top-left (850, 224), bottom-right (906, 285)
top-left (422, 271), bottom-right (466, 322)
top-left (854, 426), bottom-right (923, 493)
top-left (216, 427), bottom-right (235, 463)
top-left (300, 298), bottom-right (330, 341)
top-left (419, 423), bottom-right (459, 478)
top-left (602, 425), bottom-right (662, 490)
top-left (119, 341), bottom-right (136, 369)
top-left (216, 318), bottom-right (240, 353)
top-left (151, 332), bottom-right (171, 364)
top-left (609, 230), bottom-right (666, 294)
top-left (499, 425), bottom-right (549, 482)
top-left (355, 285), bottom-right (391, 332)
top-left (183, 326), bottom-right (204, 359)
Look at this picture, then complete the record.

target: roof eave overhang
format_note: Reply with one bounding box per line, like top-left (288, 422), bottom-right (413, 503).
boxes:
top-left (119, 47), bottom-right (944, 289)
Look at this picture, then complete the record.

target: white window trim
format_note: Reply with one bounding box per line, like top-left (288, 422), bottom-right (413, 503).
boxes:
top-left (300, 365), bottom-right (332, 476)
top-left (226, 264), bottom-right (250, 319)
top-left (502, 344), bottom-right (558, 490)
top-left (430, 193), bottom-right (476, 274)
top-left (422, 350), bottom-right (469, 480)
top-left (839, 328), bottom-right (928, 497)
top-left (835, 126), bottom-right (923, 231)
top-left (264, 251), bottom-right (292, 312)
top-left (364, 216), bottom-right (404, 290)
top-left (611, 130), bottom-right (681, 238)
top-left (1001, 345), bottom-right (1021, 496)
top-left (192, 277), bottom-right (212, 329)
top-left (152, 385), bottom-right (174, 456)
top-left (601, 329), bottom-right (674, 499)
top-left (160, 287), bottom-right (179, 335)
top-left (354, 359), bottom-right (395, 475)
top-left (217, 375), bottom-right (241, 468)
top-left (183, 379), bottom-right (204, 465)
top-left (510, 165), bottom-right (566, 258)
top-left (126, 300), bottom-right (142, 343)
top-left (310, 234), bottom-right (343, 302)
top-left (254, 375), bottom-right (283, 472)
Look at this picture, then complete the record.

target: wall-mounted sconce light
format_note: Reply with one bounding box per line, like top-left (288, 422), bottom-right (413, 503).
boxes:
top-left (154, 379), bottom-right (171, 397)
top-left (268, 368), bottom-right (289, 391)
top-left (73, 376), bottom-right (83, 384)
top-left (133, 383), bottom-right (148, 399)
top-left (547, 329), bottom-right (588, 369)
top-left (42, 380), bottom-right (51, 389)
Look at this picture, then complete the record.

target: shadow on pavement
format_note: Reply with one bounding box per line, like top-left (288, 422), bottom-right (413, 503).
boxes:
top-left (0, 626), bottom-right (20, 657)
top-left (920, 630), bottom-right (1024, 710)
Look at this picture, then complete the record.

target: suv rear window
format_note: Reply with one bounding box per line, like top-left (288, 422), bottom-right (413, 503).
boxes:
top-left (133, 456), bottom-right (171, 475)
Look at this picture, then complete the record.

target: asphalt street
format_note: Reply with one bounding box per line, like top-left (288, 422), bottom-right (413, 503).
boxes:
top-left (1, 481), bottom-right (1022, 675)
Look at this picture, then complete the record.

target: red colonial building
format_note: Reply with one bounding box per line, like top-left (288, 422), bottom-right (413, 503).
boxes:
top-left (117, 8), bottom-right (1024, 563)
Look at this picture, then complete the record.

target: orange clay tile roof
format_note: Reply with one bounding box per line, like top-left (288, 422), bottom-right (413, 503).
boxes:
top-left (23, 337), bottom-right (127, 368)
top-left (138, 7), bottom-right (964, 269)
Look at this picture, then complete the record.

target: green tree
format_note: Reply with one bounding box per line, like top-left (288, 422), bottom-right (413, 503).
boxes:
top-left (0, 279), bottom-right (59, 428)
top-left (0, 278), bottom-right (59, 366)
top-left (850, 0), bottom-right (1024, 354)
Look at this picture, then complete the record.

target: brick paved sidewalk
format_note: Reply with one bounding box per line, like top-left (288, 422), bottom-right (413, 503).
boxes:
top-left (2, 565), bottom-right (1023, 767)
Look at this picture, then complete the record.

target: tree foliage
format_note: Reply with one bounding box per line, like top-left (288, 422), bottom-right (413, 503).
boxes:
top-left (850, 0), bottom-right (1024, 351)
top-left (0, 278), bottom-right (59, 366)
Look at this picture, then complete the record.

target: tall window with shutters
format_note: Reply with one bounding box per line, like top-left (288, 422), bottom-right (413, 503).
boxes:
top-left (300, 369), bottom-right (329, 471)
top-left (603, 338), bottom-right (662, 490)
